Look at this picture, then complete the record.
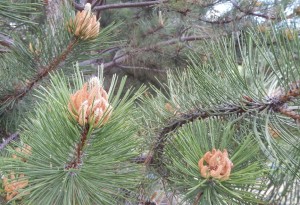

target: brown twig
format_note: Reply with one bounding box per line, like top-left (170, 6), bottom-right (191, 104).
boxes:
top-left (145, 103), bottom-right (268, 166)
top-left (199, 0), bottom-right (292, 25)
top-left (230, 0), bottom-right (295, 22)
top-left (92, 0), bottom-right (104, 8)
top-left (93, 0), bottom-right (105, 19)
top-left (0, 38), bottom-right (78, 106)
top-left (193, 192), bottom-right (203, 205)
top-left (0, 133), bottom-right (19, 151)
top-left (75, 0), bottom-right (166, 11)
top-left (0, 33), bottom-right (14, 52)
top-left (199, 14), bottom-right (247, 25)
top-left (103, 34), bottom-right (224, 69)
top-left (65, 124), bottom-right (90, 169)
top-left (230, 0), bottom-right (279, 20)
top-left (141, 24), bottom-right (164, 38)
top-left (144, 82), bottom-right (300, 167)
top-left (278, 81), bottom-right (300, 103)
top-left (276, 107), bottom-right (300, 121)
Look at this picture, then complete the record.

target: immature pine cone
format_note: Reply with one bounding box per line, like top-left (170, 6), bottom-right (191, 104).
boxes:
top-left (68, 3), bottom-right (100, 40)
top-left (198, 149), bottom-right (233, 181)
top-left (68, 77), bottom-right (112, 128)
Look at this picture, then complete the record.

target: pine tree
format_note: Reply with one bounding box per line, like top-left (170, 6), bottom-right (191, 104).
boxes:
top-left (0, 0), bottom-right (300, 204)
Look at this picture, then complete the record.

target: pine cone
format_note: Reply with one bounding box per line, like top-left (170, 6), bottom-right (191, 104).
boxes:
top-left (68, 77), bottom-right (112, 128)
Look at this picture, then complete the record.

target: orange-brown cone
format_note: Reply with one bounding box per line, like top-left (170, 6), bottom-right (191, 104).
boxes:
top-left (198, 149), bottom-right (233, 181)
top-left (3, 173), bottom-right (28, 201)
top-left (68, 77), bottom-right (112, 128)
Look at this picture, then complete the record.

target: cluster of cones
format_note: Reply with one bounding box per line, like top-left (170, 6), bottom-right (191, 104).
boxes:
top-left (2, 144), bottom-right (31, 201)
top-left (68, 77), bottom-right (112, 128)
top-left (198, 149), bottom-right (233, 181)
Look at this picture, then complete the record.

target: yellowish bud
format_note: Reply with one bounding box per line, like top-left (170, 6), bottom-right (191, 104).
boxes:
top-left (67, 3), bottom-right (100, 40)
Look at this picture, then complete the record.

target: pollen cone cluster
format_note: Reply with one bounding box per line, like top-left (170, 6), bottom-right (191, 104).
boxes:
top-left (2, 144), bottom-right (31, 201)
top-left (3, 173), bottom-right (28, 201)
top-left (68, 77), bottom-right (112, 128)
top-left (198, 149), bottom-right (233, 181)
top-left (68, 3), bottom-right (100, 40)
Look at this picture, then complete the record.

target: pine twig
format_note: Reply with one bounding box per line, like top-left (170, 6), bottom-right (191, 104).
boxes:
top-left (278, 81), bottom-right (300, 103)
top-left (65, 124), bottom-right (90, 169)
top-left (141, 24), bottom-right (164, 38)
top-left (103, 34), bottom-right (225, 69)
top-left (199, 0), bottom-right (294, 25)
top-left (145, 81), bottom-right (300, 167)
top-left (92, 0), bottom-right (104, 8)
top-left (193, 192), bottom-right (203, 205)
top-left (0, 33), bottom-right (14, 51)
top-left (277, 107), bottom-right (300, 121)
top-left (0, 133), bottom-right (19, 151)
top-left (230, 0), bottom-right (279, 20)
top-left (75, 0), bottom-right (166, 11)
top-left (0, 38), bottom-right (78, 106)
top-left (145, 103), bottom-right (267, 166)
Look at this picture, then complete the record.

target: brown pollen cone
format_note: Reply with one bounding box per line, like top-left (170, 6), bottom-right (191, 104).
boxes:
top-left (68, 77), bottom-right (112, 128)
top-left (198, 149), bottom-right (233, 181)
top-left (2, 144), bottom-right (31, 201)
top-left (2, 173), bottom-right (28, 201)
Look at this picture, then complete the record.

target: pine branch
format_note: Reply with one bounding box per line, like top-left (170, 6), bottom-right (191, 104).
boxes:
top-left (0, 38), bottom-right (79, 107)
top-left (0, 132), bottom-right (19, 151)
top-left (200, 0), bottom-right (295, 25)
top-left (92, 0), bottom-right (104, 8)
top-left (103, 35), bottom-right (224, 69)
top-left (276, 107), bottom-right (300, 121)
top-left (117, 64), bottom-right (166, 73)
top-left (0, 34), bottom-right (14, 52)
top-left (230, 0), bottom-right (279, 20)
top-left (145, 102), bottom-right (267, 166)
top-left (278, 81), bottom-right (300, 103)
top-left (193, 192), bottom-right (202, 205)
top-left (141, 24), bottom-right (164, 38)
top-left (272, 81), bottom-right (300, 120)
top-left (75, 0), bottom-right (166, 11)
top-left (0, 33), bottom-right (13, 49)
top-left (65, 124), bottom-right (90, 169)
top-left (145, 82), bottom-right (300, 166)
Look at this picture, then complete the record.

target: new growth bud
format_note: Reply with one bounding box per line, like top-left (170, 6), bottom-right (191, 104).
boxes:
top-left (198, 149), bottom-right (233, 181)
top-left (68, 77), bottom-right (112, 128)
top-left (67, 3), bottom-right (100, 40)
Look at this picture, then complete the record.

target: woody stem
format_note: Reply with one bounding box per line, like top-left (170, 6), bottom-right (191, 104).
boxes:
top-left (0, 37), bottom-right (79, 106)
top-left (66, 124), bottom-right (90, 169)
top-left (0, 133), bottom-right (19, 151)
top-left (145, 81), bottom-right (300, 167)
